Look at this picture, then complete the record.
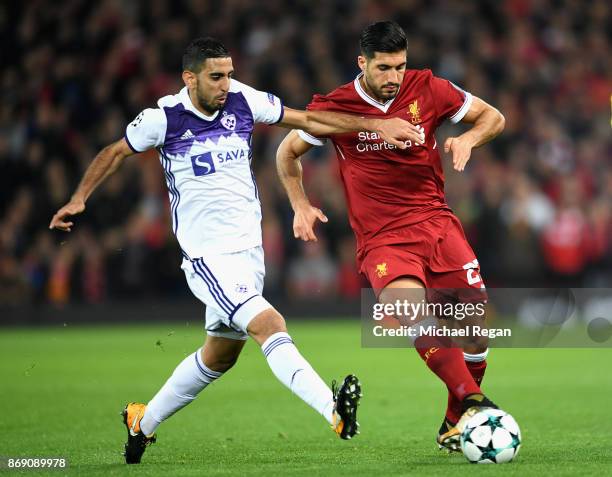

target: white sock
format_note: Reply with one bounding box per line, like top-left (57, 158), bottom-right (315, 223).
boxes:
top-left (261, 332), bottom-right (335, 424)
top-left (463, 348), bottom-right (489, 362)
top-left (140, 348), bottom-right (222, 435)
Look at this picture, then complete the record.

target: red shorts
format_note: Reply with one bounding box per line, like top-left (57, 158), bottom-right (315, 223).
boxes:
top-left (360, 212), bottom-right (487, 303)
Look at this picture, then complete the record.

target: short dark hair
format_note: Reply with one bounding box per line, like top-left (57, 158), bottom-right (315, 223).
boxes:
top-left (359, 21), bottom-right (408, 58)
top-left (182, 37), bottom-right (230, 73)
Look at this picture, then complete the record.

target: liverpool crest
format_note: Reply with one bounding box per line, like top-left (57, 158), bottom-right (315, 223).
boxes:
top-left (408, 100), bottom-right (421, 124)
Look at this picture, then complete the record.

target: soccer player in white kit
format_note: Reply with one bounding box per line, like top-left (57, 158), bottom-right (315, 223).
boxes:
top-left (49, 37), bottom-right (425, 464)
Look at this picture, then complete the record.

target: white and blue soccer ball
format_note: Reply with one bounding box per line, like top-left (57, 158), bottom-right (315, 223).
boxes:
top-left (460, 408), bottom-right (521, 464)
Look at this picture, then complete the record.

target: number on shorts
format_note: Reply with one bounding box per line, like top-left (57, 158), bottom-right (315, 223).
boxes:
top-left (463, 259), bottom-right (482, 285)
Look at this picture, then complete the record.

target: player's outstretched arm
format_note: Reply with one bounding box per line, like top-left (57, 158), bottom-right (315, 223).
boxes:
top-left (444, 97), bottom-right (505, 172)
top-left (279, 107), bottom-right (424, 150)
top-left (276, 131), bottom-right (326, 242)
top-left (49, 138), bottom-right (135, 232)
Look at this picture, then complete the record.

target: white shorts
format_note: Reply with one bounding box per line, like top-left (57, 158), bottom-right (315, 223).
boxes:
top-left (182, 246), bottom-right (272, 340)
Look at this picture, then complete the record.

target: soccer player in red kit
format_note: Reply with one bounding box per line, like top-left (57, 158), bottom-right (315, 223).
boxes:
top-left (276, 21), bottom-right (506, 451)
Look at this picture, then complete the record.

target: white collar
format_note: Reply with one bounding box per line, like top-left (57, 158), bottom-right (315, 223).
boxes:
top-left (353, 73), bottom-right (398, 113)
top-left (179, 87), bottom-right (220, 121)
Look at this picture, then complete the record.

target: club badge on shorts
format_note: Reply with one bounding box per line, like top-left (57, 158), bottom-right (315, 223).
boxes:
top-left (376, 262), bottom-right (388, 278)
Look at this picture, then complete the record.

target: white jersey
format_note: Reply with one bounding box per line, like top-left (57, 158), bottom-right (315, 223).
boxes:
top-left (125, 80), bottom-right (283, 258)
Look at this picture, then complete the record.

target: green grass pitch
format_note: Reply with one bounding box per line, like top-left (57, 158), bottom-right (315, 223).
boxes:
top-left (1, 320), bottom-right (611, 476)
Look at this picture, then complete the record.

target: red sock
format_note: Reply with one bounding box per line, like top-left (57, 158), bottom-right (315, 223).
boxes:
top-left (445, 359), bottom-right (488, 423)
top-left (414, 338), bottom-right (481, 405)
top-left (466, 359), bottom-right (487, 386)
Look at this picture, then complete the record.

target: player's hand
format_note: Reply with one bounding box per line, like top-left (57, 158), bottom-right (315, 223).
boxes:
top-left (293, 203), bottom-right (328, 241)
top-left (49, 199), bottom-right (86, 232)
top-left (377, 118), bottom-right (425, 149)
top-left (444, 136), bottom-right (474, 172)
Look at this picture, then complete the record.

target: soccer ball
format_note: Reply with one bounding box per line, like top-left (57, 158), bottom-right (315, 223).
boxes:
top-left (460, 408), bottom-right (521, 464)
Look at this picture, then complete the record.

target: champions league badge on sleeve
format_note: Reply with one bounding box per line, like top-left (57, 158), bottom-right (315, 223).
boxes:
top-left (220, 112), bottom-right (236, 131)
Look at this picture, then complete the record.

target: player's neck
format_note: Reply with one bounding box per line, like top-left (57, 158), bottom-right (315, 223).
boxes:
top-left (358, 75), bottom-right (389, 104)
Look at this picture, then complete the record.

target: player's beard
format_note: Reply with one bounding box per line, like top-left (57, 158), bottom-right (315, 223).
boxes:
top-left (364, 75), bottom-right (400, 102)
top-left (195, 82), bottom-right (221, 114)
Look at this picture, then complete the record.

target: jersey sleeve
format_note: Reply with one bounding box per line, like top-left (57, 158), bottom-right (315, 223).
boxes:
top-left (231, 80), bottom-right (283, 124)
top-left (296, 94), bottom-right (330, 147)
top-left (125, 108), bottom-right (167, 152)
top-left (430, 76), bottom-right (473, 124)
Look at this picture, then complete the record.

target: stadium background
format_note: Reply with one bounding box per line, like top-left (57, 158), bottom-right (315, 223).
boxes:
top-left (1, 0), bottom-right (610, 318)
top-left (1, 1), bottom-right (611, 474)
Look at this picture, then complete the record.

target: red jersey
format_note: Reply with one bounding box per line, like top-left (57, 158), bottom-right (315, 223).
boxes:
top-left (300, 69), bottom-right (472, 260)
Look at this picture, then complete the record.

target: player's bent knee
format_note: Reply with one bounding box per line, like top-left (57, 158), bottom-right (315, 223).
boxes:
top-left (202, 337), bottom-right (245, 373)
top-left (204, 355), bottom-right (239, 373)
top-left (463, 339), bottom-right (489, 355)
top-left (247, 308), bottom-right (287, 345)
top-left (379, 277), bottom-right (425, 303)
top-left (204, 346), bottom-right (243, 372)
top-left (458, 316), bottom-right (489, 352)
top-left (378, 278), bottom-right (427, 326)
top-left (379, 277), bottom-right (425, 305)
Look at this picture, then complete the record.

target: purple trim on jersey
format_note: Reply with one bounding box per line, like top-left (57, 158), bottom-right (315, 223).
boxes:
top-left (250, 169), bottom-right (259, 200)
top-left (160, 93), bottom-right (255, 156)
top-left (159, 149), bottom-right (180, 235)
top-left (273, 98), bottom-right (285, 124)
top-left (124, 134), bottom-right (141, 153)
top-left (246, 132), bottom-right (259, 200)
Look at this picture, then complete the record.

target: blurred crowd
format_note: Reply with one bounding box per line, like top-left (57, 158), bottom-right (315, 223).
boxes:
top-left (1, 0), bottom-right (611, 307)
